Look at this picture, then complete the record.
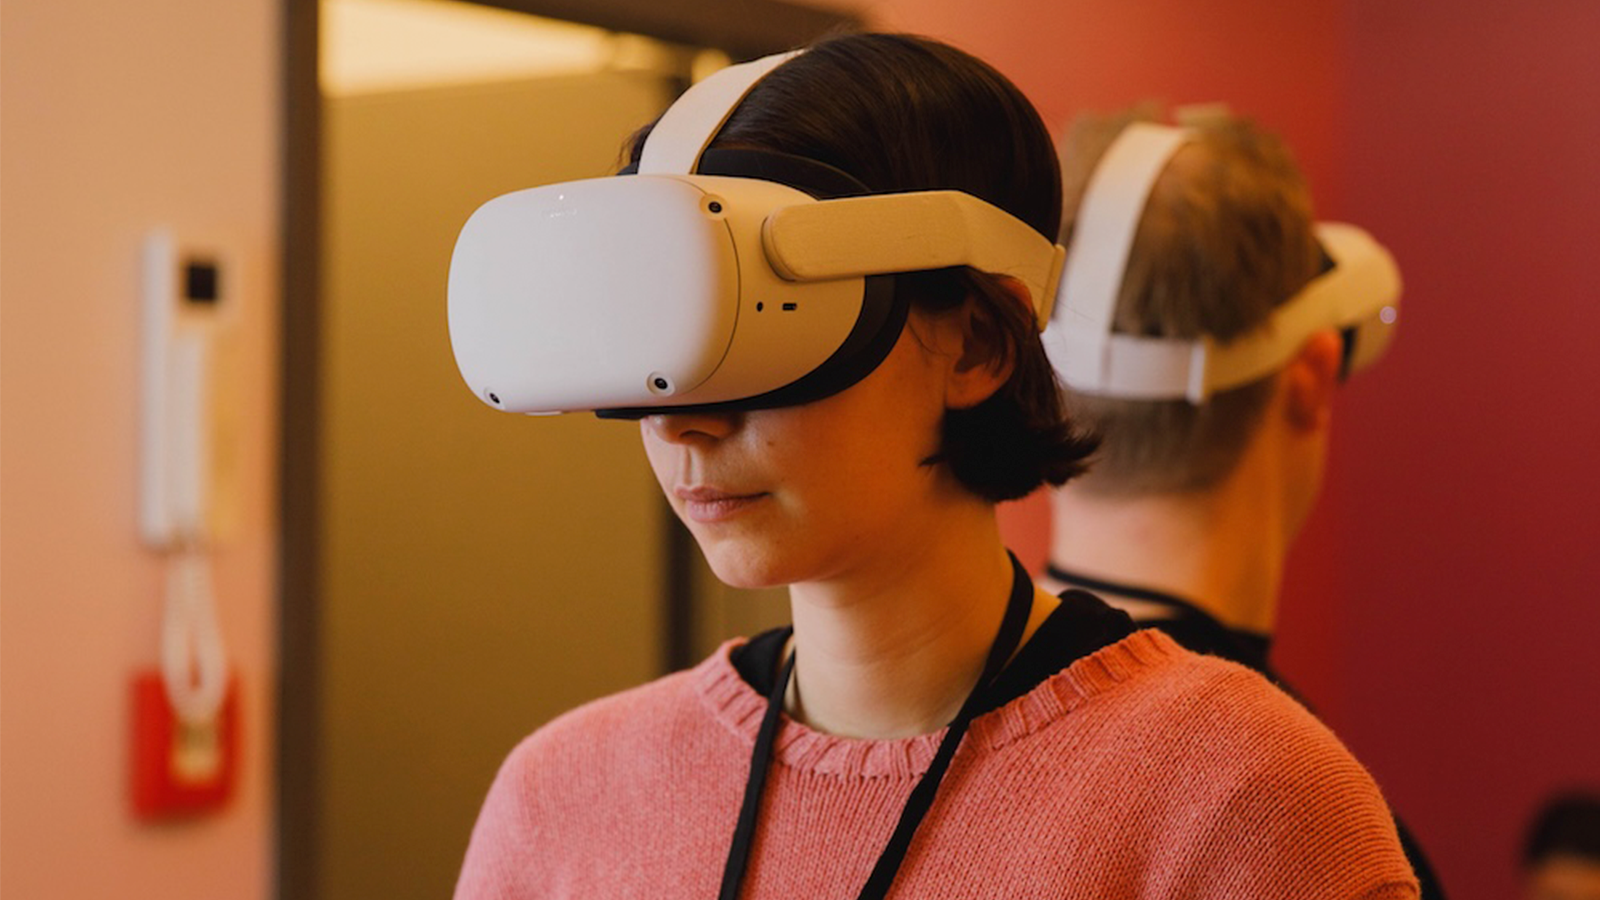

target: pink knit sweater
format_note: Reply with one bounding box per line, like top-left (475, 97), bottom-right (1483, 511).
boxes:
top-left (455, 629), bottom-right (1418, 899)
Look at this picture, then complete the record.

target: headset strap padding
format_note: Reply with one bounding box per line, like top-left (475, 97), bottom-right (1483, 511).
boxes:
top-left (637, 51), bottom-right (802, 176)
top-left (762, 190), bottom-right (1066, 329)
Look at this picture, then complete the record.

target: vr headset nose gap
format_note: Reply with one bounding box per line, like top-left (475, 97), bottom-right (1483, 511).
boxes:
top-left (448, 50), bottom-right (1067, 417)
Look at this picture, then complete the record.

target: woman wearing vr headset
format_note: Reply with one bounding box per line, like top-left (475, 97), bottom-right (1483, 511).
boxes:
top-left (454, 33), bottom-right (1417, 900)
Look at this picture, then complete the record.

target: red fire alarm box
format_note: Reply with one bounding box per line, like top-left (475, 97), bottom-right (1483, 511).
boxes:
top-left (129, 669), bottom-right (239, 819)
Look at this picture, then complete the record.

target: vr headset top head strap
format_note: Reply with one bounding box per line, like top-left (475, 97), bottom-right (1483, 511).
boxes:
top-left (637, 51), bottom-right (802, 176)
top-left (1043, 120), bottom-right (1401, 404)
top-left (1052, 123), bottom-right (1194, 350)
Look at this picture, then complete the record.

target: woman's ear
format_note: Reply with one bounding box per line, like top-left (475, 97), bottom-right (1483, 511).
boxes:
top-left (1282, 329), bottom-right (1343, 432)
top-left (944, 276), bottom-right (1029, 409)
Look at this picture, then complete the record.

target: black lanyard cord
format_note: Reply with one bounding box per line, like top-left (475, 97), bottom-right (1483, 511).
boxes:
top-left (718, 554), bottom-right (1036, 900)
top-left (717, 649), bottom-right (795, 900)
top-left (1043, 563), bottom-right (1207, 616)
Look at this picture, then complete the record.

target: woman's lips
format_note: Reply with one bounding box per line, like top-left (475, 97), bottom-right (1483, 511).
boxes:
top-left (676, 486), bottom-right (769, 523)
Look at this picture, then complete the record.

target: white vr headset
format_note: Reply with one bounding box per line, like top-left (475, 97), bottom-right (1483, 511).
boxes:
top-left (1043, 122), bottom-right (1402, 404)
top-left (448, 51), bottom-right (1067, 417)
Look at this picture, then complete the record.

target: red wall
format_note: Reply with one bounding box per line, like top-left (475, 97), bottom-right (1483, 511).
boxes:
top-left (867, 1), bottom-right (1600, 897)
top-left (1326, 2), bottom-right (1600, 897)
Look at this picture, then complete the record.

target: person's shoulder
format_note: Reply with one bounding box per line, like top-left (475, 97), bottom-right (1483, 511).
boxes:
top-left (1072, 629), bottom-right (1311, 728)
top-left (1090, 632), bottom-right (1378, 786)
top-left (1078, 631), bottom-right (1419, 898)
top-left (455, 645), bottom-right (748, 897)
top-left (503, 650), bottom-right (724, 777)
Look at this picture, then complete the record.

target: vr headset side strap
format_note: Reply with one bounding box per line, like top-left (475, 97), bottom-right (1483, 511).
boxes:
top-left (1209, 222), bottom-right (1401, 388)
top-left (637, 51), bottom-right (803, 176)
top-left (762, 191), bottom-right (1066, 329)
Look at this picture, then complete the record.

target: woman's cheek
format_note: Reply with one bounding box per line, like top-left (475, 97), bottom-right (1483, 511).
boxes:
top-left (639, 429), bottom-right (678, 498)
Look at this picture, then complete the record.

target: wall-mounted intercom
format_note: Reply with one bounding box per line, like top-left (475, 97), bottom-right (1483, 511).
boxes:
top-left (131, 229), bottom-right (238, 819)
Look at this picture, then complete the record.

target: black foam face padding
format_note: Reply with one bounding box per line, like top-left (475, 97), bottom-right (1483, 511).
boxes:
top-left (1313, 238), bottom-right (1358, 382)
top-left (1338, 325), bottom-right (1359, 382)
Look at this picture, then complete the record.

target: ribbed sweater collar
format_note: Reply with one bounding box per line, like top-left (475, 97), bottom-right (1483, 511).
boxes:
top-left (692, 629), bottom-right (1182, 780)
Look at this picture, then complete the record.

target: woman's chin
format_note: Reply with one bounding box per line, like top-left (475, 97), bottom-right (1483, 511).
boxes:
top-left (699, 543), bottom-right (799, 591)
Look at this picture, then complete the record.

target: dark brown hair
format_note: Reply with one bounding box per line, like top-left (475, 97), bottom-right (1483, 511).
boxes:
top-left (1524, 791), bottom-right (1600, 867)
top-left (1058, 111), bottom-right (1324, 495)
top-left (630, 33), bottom-right (1094, 502)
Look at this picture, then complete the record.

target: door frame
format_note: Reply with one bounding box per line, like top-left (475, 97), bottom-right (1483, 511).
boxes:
top-left (275, 1), bottom-right (860, 897)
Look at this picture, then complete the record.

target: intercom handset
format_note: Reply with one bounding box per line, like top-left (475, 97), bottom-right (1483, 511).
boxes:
top-left (140, 230), bottom-right (226, 548)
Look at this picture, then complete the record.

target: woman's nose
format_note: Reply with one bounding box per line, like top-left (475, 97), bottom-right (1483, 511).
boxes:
top-left (643, 410), bottom-right (743, 445)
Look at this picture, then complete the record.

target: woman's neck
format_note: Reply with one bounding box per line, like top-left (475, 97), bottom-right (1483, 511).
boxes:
top-left (784, 508), bottom-right (1055, 740)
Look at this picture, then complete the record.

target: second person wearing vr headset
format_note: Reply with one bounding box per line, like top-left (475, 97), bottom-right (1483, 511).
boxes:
top-left (452, 34), bottom-right (1418, 900)
top-left (1039, 109), bottom-right (1443, 898)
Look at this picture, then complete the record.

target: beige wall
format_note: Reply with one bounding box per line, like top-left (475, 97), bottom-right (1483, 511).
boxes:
top-left (315, 71), bottom-right (673, 899)
top-left (0, 0), bottom-right (280, 897)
